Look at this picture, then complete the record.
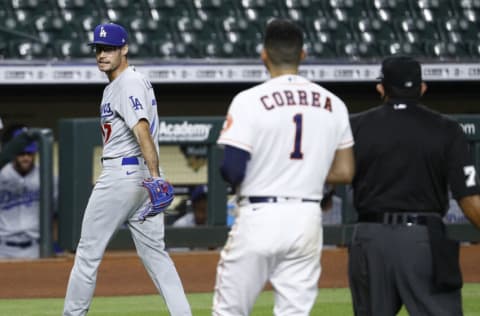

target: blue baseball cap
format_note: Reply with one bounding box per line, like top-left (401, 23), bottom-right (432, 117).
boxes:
top-left (191, 185), bottom-right (208, 203)
top-left (88, 23), bottom-right (128, 47)
top-left (12, 128), bottom-right (38, 154)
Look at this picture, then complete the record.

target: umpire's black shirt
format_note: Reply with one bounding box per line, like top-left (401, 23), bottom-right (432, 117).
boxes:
top-left (351, 99), bottom-right (480, 216)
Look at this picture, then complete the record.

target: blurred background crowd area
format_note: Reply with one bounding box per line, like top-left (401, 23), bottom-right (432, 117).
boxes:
top-left (0, 0), bottom-right (478, 61)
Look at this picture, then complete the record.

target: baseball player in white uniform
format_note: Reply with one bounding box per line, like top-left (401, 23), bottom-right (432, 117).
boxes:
top-left (63, 23), bottom-right (191, 316)
top-left (213, 19), bottom-right (355, 316)
top-left (0, 127), bottom-right (42, 259)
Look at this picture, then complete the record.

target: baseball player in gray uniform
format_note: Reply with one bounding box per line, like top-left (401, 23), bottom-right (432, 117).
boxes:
top-left (0, 127), bottom-right (42, 259)
top-left (63, 23), bottom-right (191, 316)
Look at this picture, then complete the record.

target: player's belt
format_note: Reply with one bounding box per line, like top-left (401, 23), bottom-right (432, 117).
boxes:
top-left (0, 239), bottom-right (35, 248)
top-left (245, 196), bottom-right (320, 204)
top-left (358, 212), bottom-right (440, 226)
top-left (102, 156), bottom-right (141, 165)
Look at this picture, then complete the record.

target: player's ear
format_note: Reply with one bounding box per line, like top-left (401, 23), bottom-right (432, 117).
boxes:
top-left (121, 45), bottom-right (128, 56)
top-left (299, 48), bottom-right (306, 61)
top-left (376, 83), bottom-right (385, 99)
top-left (261, 48), bottom-right (268, 64)
top-left (420, 82), bottom-right (427, 96)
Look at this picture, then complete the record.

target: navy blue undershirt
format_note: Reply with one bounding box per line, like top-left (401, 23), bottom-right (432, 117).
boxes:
top-left (220, 145), bottom-right (250, 187)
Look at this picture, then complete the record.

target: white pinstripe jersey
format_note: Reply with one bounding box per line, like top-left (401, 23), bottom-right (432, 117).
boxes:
top-left (218, 74), bottom-right (354, 199)
top-left (100, 66), bottom-right (159, 158)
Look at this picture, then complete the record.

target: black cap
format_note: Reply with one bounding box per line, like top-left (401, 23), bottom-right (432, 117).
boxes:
top-left (378, 56), bottom-right (422, 90)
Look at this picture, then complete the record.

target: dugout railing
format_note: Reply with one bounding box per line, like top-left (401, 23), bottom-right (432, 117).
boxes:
top-left (57, 116), bottom-right (480, 253)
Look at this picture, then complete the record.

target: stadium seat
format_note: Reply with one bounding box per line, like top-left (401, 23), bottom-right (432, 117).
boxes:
top-left (395, 16), bottom-right (444, 54)
top-left (322, 0), bottom-right (370, 21)
top-left (240, 0), bottom-right (286, 22)
top-left (193, 0), bottom-right (240, 22)
top-left (145, 0), bottom-right (192, 21)
top-left (282, 0), bottom-right (318, 26)
top-left (452, 0), bottom-right (480, 22)
top-left (307, 16), bottom-right (356, 46)
top-left (440, 17), bottom-right (479, 44)
top-left (304, 40), bottom-right (337, 59)
top-left (0, 0), bottom-right (477, 60)
top-left (100, 0), bottom-right (146, 24)
top-left (55, 39), bottom-right (91, 59)
top-left (379, 41), bottom-right (424, 58)
top-left (354, 17), bottom-right (401, 46)
top-left (424, 41), bottom-right (470, 60)
top-left (467, 41), bottom-right (480, 58)
top-left (8, 40), bottom-right (50, 59)
top-left (366, 0), bottom-right (414, 21)
top-left (337, 41), bottom-right (382, 60)
top-left (408, 0), bottom-right (457, 21)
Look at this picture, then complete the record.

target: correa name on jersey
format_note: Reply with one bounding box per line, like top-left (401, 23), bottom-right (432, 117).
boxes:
top-left (158, 121), bottom-right (213, 142)
top-left (0, 187), bottom-right (40, 211)
top-left (260, 89), bottom-right (333, 112)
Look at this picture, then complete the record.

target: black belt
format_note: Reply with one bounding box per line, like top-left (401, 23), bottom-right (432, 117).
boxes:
top-left (358, 212), bottom-right (437, 226)
top-left (246, 196), bottom-right (320, 204)
top-left (3, 240), bottom-right (34, 248)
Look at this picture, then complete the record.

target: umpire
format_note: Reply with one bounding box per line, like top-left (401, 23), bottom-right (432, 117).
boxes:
top-left (349, 56), bottom-right (480, 316)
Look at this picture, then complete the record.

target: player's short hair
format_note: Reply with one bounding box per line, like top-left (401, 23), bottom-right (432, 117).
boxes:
top-left (379, 56), bottom-right (422, 99)
top-left (263, 18), bottom-right (303, 67)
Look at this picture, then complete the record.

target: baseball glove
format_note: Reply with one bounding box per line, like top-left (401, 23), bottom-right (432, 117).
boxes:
top-left (139, 177), bottom-right (175, 221)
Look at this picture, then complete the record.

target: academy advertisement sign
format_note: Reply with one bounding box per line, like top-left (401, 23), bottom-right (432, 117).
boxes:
top-left (158, 120), bottom-right (214, 142)
top-left (453, 115), bottom-right (480, 141)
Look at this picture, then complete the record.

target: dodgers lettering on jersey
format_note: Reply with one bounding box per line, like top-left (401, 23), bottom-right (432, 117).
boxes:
top-left (0, 163), bottom-right (40, 239)
top-left (218, 74), bottom-right (354, 199)
top-left (100, 66), bottom-right (159, 158)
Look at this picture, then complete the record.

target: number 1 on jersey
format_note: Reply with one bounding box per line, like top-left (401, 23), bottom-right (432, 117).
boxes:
top-left (290, 113), bottom-right (304, 159)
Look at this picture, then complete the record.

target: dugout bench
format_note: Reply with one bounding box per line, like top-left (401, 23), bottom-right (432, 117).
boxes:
top-left (57, 115), bottom-right (480, 252)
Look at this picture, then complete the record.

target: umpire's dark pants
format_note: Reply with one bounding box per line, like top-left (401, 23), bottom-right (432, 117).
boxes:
top-left (348, 223), bottom-right (462, 316)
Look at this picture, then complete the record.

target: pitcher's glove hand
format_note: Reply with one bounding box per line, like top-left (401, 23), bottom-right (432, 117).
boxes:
top-left (139, 178), bottom-right (175, 221)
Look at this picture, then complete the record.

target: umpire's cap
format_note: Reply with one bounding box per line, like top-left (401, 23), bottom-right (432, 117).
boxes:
top-left (378, 56), bottom-right (422, 90)
top-left (88, 23), bottom-right (128, 47)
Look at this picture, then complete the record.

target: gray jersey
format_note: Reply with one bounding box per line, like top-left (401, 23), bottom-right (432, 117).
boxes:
top-left (100, 66), bottom-right (159, 158)
top-left (0, 163), bottom-right (40, 240)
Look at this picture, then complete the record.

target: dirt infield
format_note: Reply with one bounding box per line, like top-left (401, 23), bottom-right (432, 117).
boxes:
top-left (1, 244), bottom-right (479, 299)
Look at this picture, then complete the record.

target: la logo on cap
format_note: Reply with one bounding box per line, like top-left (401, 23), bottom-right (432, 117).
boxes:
top-left (99, 26), bottom-right (107, 38)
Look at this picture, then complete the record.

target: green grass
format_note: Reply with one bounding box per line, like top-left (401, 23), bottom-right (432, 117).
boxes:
top-left (1, 284), bottom-right (480, 315)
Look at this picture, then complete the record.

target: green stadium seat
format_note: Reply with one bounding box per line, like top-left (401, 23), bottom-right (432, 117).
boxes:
top-left (366, 0), bottom-right (414, 21)
top-left (145, 0), bottom-right (192, 21)
top-left (441, 17), bottom-right (480, 43)
top-left (322, 0), bottom-right (370, 21)
top-left (395, 16), bottom-right (444, 55)
top-left (55, 39), bottom-right (91, 59)
top-left (408, 0), bottom-right (457, 21)
top-left (8, 40), bottom-right (50, 59)
top-left (337, 41), bottom-right (382, 60)
top-left (241, 0), bottom-right (286, 22)
top-left (193, 0), bottom-right (240, 22)
top-left (304, 40), bottom-right (337, 59)
top-left (100, 0), bottom-right (146, 24)
top-left (354, 17), bottom-right (401, 47)
top-left (467, 41), bottom-right (480, 58)
top-left (379, 41), bottom-right (424, 58)
top-left (424, 41), bottom-right (470, 60)
top-left (0, 0), bottom-right (476, 60)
